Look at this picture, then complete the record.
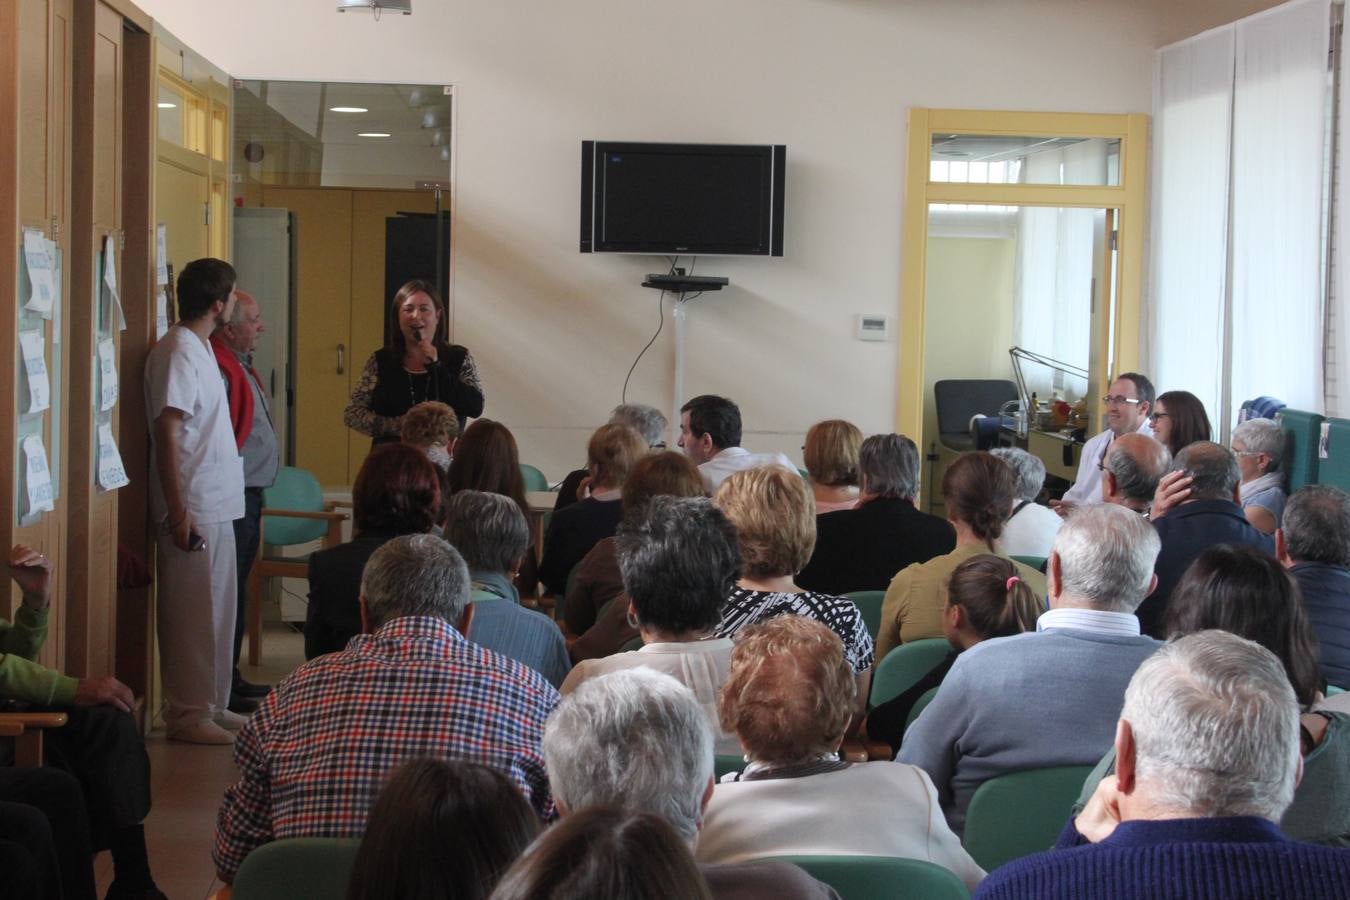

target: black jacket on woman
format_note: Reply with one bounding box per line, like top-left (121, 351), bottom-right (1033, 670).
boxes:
top-left (344, 346), bottom-right (484, 443)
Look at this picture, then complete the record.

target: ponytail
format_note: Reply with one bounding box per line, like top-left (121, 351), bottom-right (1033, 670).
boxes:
top-left (948, 554), bottom-right (1042, 641)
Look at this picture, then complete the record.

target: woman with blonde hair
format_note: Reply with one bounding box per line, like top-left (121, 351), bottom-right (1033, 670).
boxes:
top-left (802, 419), bottom-right (863, 513)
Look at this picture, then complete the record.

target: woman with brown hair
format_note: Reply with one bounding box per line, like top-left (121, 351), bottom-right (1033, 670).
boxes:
top-left (347, 758), bottom-right (538, 900)
top-left (1150, 390), bottom-right (1211, 457)
top-left (875, 451), bottom-right (1046, 660)
top-left (447, 419), bottom-right (539, 597)
top-left (304, 443), bottom-right (441, 659)
top-left (344, 279), bottom-right (484, 444)
top-left (803, 419), bottom-right (863, 513)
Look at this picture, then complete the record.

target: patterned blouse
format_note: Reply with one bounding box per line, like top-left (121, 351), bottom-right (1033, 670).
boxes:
top-left (715, 588), bottom-right (875, 673)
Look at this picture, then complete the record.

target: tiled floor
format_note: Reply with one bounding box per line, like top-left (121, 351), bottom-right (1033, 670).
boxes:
top-left (94, 623), bottom-right (306, 900)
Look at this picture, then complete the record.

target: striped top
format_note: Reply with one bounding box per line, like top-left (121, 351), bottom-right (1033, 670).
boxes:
top-left (716, 588), bottom-right (875, 674)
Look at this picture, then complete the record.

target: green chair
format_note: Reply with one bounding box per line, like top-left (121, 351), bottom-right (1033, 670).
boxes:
top-left (519, 463), bottom-right (550, 492)
top-left (869, 638), bottom-right (951, 709)
top-left (714, 753), bottom-right (745, 780)
top-left (1277, 409), bottom-right (1326, 492)
top-left (843, 591), bottom-right (885, 641)
top-left (1010, 555), bottom-right (1047, 572)
top-left (1329, 684), bottom-right (1345, 696)
top-left (904, 685), bottom-right (939, 733)
top-left (247, 467), bottom-right (348, 666)
top-left (231, 837), bottom-right (361, 900)
top-left (762, 855), bottom-right (969, 900)
top-left (962, 765), bottom-right (1094, 872)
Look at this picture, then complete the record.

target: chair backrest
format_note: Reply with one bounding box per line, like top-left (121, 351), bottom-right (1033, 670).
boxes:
top-left (519, 463), bottom-right (550, 492)
top-left (1010, 554), bottom-right (1047, 573)
top-left (843, 591), bottom-right (886, 641)
top-left (1277, 409), bottom-right (1326, 492)
top-left (869, 639), bottom-right (951, 709)
top-left (962, 765), bottom-right (1095, 872)
top-left (262, 467), bottom-right (330, 546)
top-left (904, 685), bottom-right (940, 733)
top-left (1318, 418), bottom-right (1350, 494)
top-left (934, 380), bottom-right (1018, 448)
top-left (714, 754), bottom-right (745, 780)
top-left (761, 855), bottom-right (969, 900)
top-left (232, 837), bottom-right (361, 900)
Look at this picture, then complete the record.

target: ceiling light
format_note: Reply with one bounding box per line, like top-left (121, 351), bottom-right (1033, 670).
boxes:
top-left (158, 102), bottom-right (177, 109)
top-left (358, 132), bottom-right (391, 138)
top-left (330, 106), bottom-right (368, 113)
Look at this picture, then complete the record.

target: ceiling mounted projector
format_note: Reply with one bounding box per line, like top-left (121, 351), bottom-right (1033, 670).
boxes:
top-left (337, 0), bottom-right (411, 14)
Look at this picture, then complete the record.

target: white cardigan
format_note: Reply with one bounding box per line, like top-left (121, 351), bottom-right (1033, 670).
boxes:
top-left (695, 762), bottom-right (985, 892)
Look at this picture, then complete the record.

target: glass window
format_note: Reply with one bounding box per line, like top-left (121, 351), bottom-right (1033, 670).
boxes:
top-left (930, 135), bottom-right (1121, 186)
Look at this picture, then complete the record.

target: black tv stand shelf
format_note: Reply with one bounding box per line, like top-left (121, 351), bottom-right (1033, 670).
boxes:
top-left (642, 273), bottom-right (729, 293)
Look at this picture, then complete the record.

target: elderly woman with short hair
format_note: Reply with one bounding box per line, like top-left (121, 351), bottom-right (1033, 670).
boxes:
top-left (990, 447), bottom-right (1062, 558)
top-left (803, 419), bottom-right (863, 512)
top-left (1232, 417), bottom-right (1287, 534)
top-left (713, 468), bottom-right (875, 723)
top-left (559, 496), bottom-right (741, 754)
top-left (401, 400), bottom-right (460, 472)
top-left (696, 616), bottom-right (983, 891)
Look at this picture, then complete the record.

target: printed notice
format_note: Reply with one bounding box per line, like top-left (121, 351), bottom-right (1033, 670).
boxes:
top-left (18, 331), bottom-right (49, 414)
top-left (155, 224), bottom-right (169, 286)
top-left (155, 287), bottom-right (170, 339)
top-left (1320, 421), bottom-right (1331, 460)
top-left (22, 229), bottom-right (56, 316)
top-left (104, 235), bottom-right (126, 331)
top-left (22, 435), bottom-right (55, 516)
top-left (98, 338), bottom-right (118, 411)
top-left (96, 423), bottom-right (129, 491)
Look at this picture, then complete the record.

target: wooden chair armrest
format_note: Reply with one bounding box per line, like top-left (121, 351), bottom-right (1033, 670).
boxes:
top-left (839, 736), bottom-right (871, 764)
top-left (0, 712), bottom-right (69, 729)
top-left (0, 722), bottom-right (24, 737)
top-left (0, 712), bottom-right (67, 767)
top-left (211, 887), bottom-right (232, 900)
top-left (260, 509), bottom-right (349, 522)
top-left (325, 499), bottom-right (353, 511)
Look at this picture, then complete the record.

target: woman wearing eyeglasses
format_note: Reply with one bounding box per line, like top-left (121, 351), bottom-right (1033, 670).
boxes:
top-left (1149, 390), bottom-right (1212, 457)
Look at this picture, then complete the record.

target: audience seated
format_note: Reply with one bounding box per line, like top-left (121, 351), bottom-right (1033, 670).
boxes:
top-left (564, 451), bottom-right (705, 660)
top-left (553, 403), bottom-right (668, 513)
top-left (560, 497), bottom-right (740, 753)
top-left (877, 452), bottom-right (1046, 658)
top-left (214, 535), bottom-right (559, 882)
top-left (975, 632), bottom-right (1350, 899)
top-left (1141, 442), bottom-right (1274, 637)
top-left (448, 419), bottom-right (539, 597)
top-left (698, 616), bottom-right (984, 890)
top-left (1279, 486), bottom-right (1350, 689)
top-left (304, 443), bottom-right (440, 660)
top-left (1149, 390), bottom-right (1211, 457)
top-left (866, 554), bottom-right (1041, 756)
top-left (443, 491), bottom-right (571, 687)
top-left (899, 505), bottom-right (1161, 835)
top-left (1, 545), bottom-right (161, 900)
top-left (797, 434), bottom-right (955, 595)
top-left (400, 400), bottom-right (459, 472)
top-left (348, 757), bottom-right (538, 900)
top-left (803, 419), bottom-right (863, 513)
top-left (990, 447), bottom-right (1062, 558)
top-left (491, 807), bottom-right (712, 900)
top-left (1074, 545), bottom-right (1348, 846)
top-left (1100, 433), bottom-right (1170, 516)
top-left (539, 423), bottom-right (646, 595)
top-left (678, 395), bottom-right (795, 493)
top-left (543, 668), bottom-right (840, 899)
top-left (712, 468), bottom-right (875, 722)
top-left (1231, 417), bottom-right (1287, 534)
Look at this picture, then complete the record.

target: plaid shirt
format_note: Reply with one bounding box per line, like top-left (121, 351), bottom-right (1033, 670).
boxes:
top-left (213, 615), bottom-right (559, 878)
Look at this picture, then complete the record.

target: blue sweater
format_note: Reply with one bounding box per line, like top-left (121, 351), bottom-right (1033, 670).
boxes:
top-left (1294, 561), bottom-right (1350, 690)
top-left (975, 816), bottom-right (1350, 899)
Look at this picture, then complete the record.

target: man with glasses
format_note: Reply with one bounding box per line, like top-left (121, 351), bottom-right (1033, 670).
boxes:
top-left (1051, 373), bottom-right (1155, 515)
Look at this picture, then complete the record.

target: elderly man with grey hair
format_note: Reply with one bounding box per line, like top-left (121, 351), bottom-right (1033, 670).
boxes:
top-left (444, 490), bottom-right (571, 687)
top-left (990, 447), bottom-right (1062, 559)
top-left (544, 668), bottom-right (840, 899)
top-left (975, 631), bottom-right (1350, 899)
top-left (900, 504), bottom-right (1162, 836)
top-left (798, 433), bottom-right (955, 595)
top-left (1232, 417), bottom-right (1287, 534)
top-left (1141, 442), bottom-right (1274, 638)
top-left (1278, 485), bottom-right (1350, 690)
top-left (213, 534), bottom-right (559, 883)
top-left (1100, 432), bottom-right (1170, 516)
top-left (554, 402), bottom-right (669, 511)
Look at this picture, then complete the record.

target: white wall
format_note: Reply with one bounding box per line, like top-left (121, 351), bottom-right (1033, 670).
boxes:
top-left (133, 0), bottom-right (1275, 482)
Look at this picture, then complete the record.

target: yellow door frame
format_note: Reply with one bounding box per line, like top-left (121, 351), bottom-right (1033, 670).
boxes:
top-left (896, 108), bottom-right (1149, 447)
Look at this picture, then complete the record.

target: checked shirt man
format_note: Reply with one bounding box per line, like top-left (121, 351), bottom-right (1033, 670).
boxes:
top-left (213, 534), bottom-right (559, 883)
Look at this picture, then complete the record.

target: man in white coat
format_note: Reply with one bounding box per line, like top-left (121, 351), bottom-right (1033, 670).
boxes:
top-left (1051, 373), bottom-right (1154, 515)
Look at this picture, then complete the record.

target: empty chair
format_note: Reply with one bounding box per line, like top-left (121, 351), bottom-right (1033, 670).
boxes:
top-left (934, 380), bottom-right (1018, 452)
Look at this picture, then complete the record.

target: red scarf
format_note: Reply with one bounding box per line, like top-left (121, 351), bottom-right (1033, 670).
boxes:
top-left (210, 332), bottom-right (255, 449)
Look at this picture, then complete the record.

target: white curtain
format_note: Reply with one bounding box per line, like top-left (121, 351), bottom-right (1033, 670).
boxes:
top-left (1333, 8), bottom-right (1350, 418)
top-left (1147, 25), bottom-right (1235, 431)
top-left (1229, 0), bottom-right (1330, 421)
top-left (1013, 145), bottom-right (1100, 398)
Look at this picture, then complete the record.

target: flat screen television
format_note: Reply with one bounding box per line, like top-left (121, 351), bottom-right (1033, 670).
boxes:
top-left (580, 141), bottom-right (785, 256)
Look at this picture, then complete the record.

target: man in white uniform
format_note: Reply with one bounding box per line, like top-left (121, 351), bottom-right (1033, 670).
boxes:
top-left (677, 394), bottom-right (796, 494)
top-left (1051, 373), bottom-right (1154, 515)
top-left (145, 258), bottom-right (247, 744)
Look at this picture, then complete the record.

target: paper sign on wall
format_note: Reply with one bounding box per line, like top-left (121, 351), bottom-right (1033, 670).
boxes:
top-left (22, 229), bottom-right (56, 317)
top-left (97, 338), bottom-right (118, 411)
top-left (155, 287), bottom-right (170, 339)
top-left (96, 423), bottom-right (129, 491)
top-left (1320, 421), bottom-right (1331, 460)
top-left (22, 435), bottom-right (54, 516)
top-left (18, 331), bottom-right (50, 414)
top-left (155, 224), bottom-right (169, 286)
top-left (103, 235), bottom-right (126, 331)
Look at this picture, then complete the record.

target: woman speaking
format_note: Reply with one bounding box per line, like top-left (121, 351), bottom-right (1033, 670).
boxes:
top-left (344, 279), bottom-right (484, 444)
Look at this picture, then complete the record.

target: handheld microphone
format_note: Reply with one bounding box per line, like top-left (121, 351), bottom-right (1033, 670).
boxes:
top-left (412, 326), bottom-right (423, 344)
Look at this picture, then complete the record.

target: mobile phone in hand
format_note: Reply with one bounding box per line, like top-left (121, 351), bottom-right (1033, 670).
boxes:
top-left (188, 531), bottom-right (207, 552)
